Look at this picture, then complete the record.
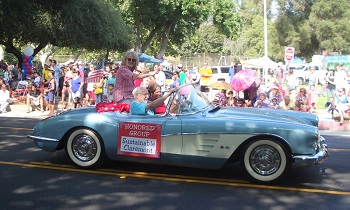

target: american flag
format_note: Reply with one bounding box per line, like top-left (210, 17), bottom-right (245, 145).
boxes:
top-left (85, 69), bottom-right (105, 83)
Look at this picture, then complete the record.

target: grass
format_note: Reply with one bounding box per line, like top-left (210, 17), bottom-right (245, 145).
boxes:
top-left (317, 94), bottom-right (327, 110)
top-left (299, 84), bottom-right (327, 110)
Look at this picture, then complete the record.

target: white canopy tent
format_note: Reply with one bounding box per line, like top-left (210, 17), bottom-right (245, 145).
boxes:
top-left (160, 60), bottom-right (171, 67)
top-left (241, 56), bottom-right (278, 68)
top-left (241, 56), bottom-right (278, 83)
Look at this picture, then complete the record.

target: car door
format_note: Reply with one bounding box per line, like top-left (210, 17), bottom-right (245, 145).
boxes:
top-left (117, 114), bottom-right (183, 158)
top-left (179, 115), bottom-right (220, 157)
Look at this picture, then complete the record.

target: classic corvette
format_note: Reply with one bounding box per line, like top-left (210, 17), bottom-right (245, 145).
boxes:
top-left (28, 84), bottom-right (328, 183)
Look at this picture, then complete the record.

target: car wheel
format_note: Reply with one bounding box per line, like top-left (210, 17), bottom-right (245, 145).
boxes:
top-left (241, 139), bottom-right (291, 183)
top-left (65, 129), bottom-right (105, 168)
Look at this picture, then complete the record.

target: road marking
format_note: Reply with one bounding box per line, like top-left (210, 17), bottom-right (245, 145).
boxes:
top-left (1, 160), bottom-right (350, 196)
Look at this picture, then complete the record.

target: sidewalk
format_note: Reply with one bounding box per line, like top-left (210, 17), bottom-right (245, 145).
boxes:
top-left (1, 104), bottom-right (55, 119)
top-left (317, 109), bottom-right (350, 131)
top-left (1, 103), bottom-right (348, 131)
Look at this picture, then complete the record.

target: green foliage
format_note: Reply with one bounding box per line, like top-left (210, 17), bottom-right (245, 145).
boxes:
top-left (181, 24), bottom-right (226, 55)
top-left (3, 53), bottom-right (17, 65)
top-left (116, 0), bottom-right (223, 56)
top-left (2, 0), bottom-right (350, 64)
top-left (309, 0), bottom-right (350, 53)
top-left (57, 0), bottom-right (131, 51)
top-left (212, 0), bottom-right (242, 40)
top-left (0, 0), bottom-right (131, 63)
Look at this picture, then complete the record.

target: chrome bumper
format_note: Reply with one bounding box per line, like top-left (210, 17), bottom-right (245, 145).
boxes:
top-left (293, 136), bottom-right (329, 167)
top-left (27, 135), bottom-right (60, 152)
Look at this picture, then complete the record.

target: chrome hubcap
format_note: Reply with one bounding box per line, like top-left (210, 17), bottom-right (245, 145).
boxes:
top-left (249, 145), bottom-right (281, 175)
top-left (72, 134), bottom-right (97, 161)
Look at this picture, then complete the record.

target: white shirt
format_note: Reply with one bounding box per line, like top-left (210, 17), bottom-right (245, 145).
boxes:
top-left (286, 73), bottom-right (298, 87)
top-left (334, 70), bottom-right (348, 89)
top-left (87, 71), bottom-right (94, 91)
top-left (0, 89), bottom-right (10, 105)
top-left (155, 71), bottom-right (166, 92)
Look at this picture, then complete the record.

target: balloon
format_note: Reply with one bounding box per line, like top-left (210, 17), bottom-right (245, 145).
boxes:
top-left (23, 59), bottom-right (27, 62)
top-left (24, 46), bottom-right (34, 56)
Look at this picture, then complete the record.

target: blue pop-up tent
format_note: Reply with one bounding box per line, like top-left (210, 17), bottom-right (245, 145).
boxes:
top-left (290, 56), bottom-right (303, 64)
top-left (138, 53), bottom-right (161, 63)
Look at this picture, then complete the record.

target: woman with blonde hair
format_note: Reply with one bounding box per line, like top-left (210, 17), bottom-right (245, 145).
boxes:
top-left (113, 51), bottom-right (156, 104)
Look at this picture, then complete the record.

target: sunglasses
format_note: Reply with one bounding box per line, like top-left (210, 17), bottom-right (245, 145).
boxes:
top-left (228, 93), bottom-right (233, 95)
top-left (127, 58), bottom-right (136, 62)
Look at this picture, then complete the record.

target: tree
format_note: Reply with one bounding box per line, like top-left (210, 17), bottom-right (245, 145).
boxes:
top-left (117, 0), bottom-right (242, 58)
top-left (181, 24), bottom-right (226, 55)
top-left (309, 0), bottom-right (350, 54)
top-left (211, 0), bottom-right (242, 40)
top-left (117, 0), bottom-right (218, 57)
top-left (273, 0), bottom-right (319, 59)
top-left (0, 0), bottom-right (131, 64)
top-left (233, 0), bottom-right (281, 60)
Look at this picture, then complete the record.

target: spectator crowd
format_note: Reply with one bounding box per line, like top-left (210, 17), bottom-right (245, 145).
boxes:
top-left (0, 52), bottom-right (349, 123)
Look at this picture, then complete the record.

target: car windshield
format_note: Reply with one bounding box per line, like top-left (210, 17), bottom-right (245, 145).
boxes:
top-left (295, 65), bottom-right (305, 70)
top-left (166, 84), bottom-right (212, 114)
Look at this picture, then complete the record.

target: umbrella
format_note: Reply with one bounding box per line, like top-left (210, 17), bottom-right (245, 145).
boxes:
top-left (86, 69), bottom-right (105, 83)
top-left (208, 81), bottom-right (232, 90)
top-left (138, 53), bottom-right (161, 63)
top-left (230, 69), bottom-right (258, 92)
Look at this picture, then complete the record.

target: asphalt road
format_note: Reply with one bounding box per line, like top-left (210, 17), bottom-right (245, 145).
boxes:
top-left (1, 117), bottom-right (350, 210)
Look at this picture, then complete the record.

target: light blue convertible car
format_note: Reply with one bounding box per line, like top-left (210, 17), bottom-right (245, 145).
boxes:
top-left (28, 84), bottom-right (328, 183)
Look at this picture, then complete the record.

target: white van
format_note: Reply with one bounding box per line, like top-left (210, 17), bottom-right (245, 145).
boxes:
top-left (292, 64), bottom-right (321, 85)
top-left (198, 66), bottom-right (231, 100)
top-left (208, 66), bottom-right (231, 84)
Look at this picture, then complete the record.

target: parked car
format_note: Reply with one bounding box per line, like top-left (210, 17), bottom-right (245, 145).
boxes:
top-left (28, 84), bottom-right (328, 183)
top-left (208, 66), bottom-right (231, 84)
top-left (292, 64), bottom-right (321, 85)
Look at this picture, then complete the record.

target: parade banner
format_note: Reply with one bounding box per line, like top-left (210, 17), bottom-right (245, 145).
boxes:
top-left (117, 122), bottom-right (161, 158)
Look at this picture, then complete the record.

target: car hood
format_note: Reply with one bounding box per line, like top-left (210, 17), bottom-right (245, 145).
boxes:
top-left (210, 107), bottom-right (319, 127)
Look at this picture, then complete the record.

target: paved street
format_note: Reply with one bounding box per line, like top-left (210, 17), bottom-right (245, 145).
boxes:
top-left (0, 117), bottom-right (349, 210)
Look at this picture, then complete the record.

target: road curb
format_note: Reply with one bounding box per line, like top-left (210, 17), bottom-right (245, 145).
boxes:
top-left (318, 121), bottom-right (350, 131)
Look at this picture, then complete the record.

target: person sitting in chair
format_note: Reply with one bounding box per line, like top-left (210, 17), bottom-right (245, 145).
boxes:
top-left (26, 84), bottom-right (44, 113)
top-left (0, 84), bottom-right (10, 113)
top-left (130, 86), bottom-right (175, 115)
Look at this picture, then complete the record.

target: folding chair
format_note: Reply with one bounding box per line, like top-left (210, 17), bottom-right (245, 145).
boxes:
top-left (13, 80), bottom-right (29, 98)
